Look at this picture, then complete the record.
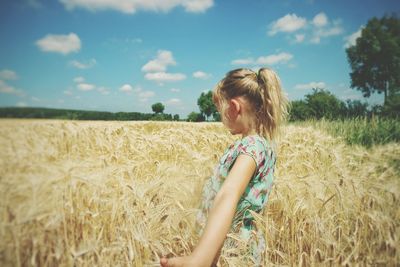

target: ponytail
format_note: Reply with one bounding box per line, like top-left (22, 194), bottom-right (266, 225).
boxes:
top-left (213, 68), bottom-right (289, 140)
top-left (257, 68), bottom-right (289, 140)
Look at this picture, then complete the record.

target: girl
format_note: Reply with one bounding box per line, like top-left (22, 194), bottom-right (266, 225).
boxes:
top-left (160, 68), bottom-right (289, 267)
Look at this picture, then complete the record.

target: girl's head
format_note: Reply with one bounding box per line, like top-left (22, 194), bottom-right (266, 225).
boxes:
top-left (213, 68), bottom-right (289, 140)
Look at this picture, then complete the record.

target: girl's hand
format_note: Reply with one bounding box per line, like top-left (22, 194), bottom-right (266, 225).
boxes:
top-left (160, 256), bottom-right (196, 267)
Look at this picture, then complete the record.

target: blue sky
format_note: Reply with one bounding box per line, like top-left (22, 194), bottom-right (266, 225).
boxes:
top-left (0, 0), bottom-right (398, 118)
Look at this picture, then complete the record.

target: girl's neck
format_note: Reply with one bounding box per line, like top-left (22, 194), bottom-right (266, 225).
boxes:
top-left (236, 117), bottom-right (257, 138)
top-left (240, 127), bottom-right (257, 138)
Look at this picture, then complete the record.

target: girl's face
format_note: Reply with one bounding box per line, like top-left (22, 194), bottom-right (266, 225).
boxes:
top-left (219, 98), bottom-right (247, 135)
top-left (214, 91), bottom-right (252, 136)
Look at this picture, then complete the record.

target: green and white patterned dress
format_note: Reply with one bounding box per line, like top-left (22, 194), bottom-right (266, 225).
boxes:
top-left (196, 135), bottom-right (276, 266)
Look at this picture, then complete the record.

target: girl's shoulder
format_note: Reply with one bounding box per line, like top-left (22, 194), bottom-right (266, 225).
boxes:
top-left (240, 134), bottom-right (270, 149)
top-left (235, 135), bottom-right (270, 164)
top-left (220, 135), bottom-right (276, 171)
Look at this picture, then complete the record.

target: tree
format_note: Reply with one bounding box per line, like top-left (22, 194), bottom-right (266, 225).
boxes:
top-left (187, 112), bottom-right (205, 122)
top-left (346, 14), bottom-right (400, 105)
top-left (289, 100), bottom-right (313, 121)
top-left (173, 114), bottom-right (180, 121)
top-left (345, 100), bottom-right (368, 117)
top-left (381, 94), bottom-right (400, 117)
top-left (305, 88), bottom-right (346, 119)
top-left (151, 102), bottom-right (165, 114)
top-left (213, 112), bottom-right (221, 122)
top-left (197, 91), bottom-right (218, 121)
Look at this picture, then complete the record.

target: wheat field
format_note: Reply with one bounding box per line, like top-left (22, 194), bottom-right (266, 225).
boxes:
top-left (0, 119), bottom-right (399, 266)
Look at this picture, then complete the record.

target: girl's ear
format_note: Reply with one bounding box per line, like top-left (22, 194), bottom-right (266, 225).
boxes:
top-left (230, 99), bottom-right (241, 115)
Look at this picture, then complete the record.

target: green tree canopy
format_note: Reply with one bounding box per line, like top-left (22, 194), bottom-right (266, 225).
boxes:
top-left (197, 91), bottom-right (218, 121)
top-left (344, 100), bottom-right (368, 117)
top-left (289, 100), bottom-right (313, 121)
top-left (187, 112), bottom-right (205, 122)
top-left (346, 14), bottom-right (400, 104)
top-left (381, 94), bottom-right (400, 117)
top-left (289, 89), bottom-right (349, 120)
top-left (305, 89), bottom-right (346, 119)
top-left (151, 102), bottom-right (165, 114)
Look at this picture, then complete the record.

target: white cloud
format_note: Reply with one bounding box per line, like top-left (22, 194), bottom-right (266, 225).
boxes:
top-left (311, 18), bottom-right (343, 44)
top-left (312, 12), bottom-right (328, 27)
top-left (119, 84), bottom-right (133, 93)
top-left (103, 37), bottom-right (143, 47)
top-left (311, 26), bottom-right (343, 44)
top-left (193, 71), bottom-right (211, 79)
top-left (232, 52), bottom-right (294, 66)
top-left (73, 76), bottom-right (85, 83)
top-left (97, 87), bottom-right (110, 95)
top-left (257, 52), bottom-right (293, 65)
top-left (36, 33), bottom-right (81, 55)
top-left (268, 14), bottom-right (307, 36)
top-left (166, 98), bottom-right (182, 106)
top-left (138, 90), bottom-right (155, 99)
top-left (142, 50), bottom-right (186, 84)
top-left (64, 90), bottom-right (73, 95)
top-left (294, 34), bottom-right (305, 43)
top-left (268, 12), bottom-right (344, 45)
top-left (70, 58), bottom-right (96, 69)
top-left (340, 89), bottom-right (363, 101)
top-left (31, 96), bottom-right (40, 102)
top-left (133, 86), bottom-right (142, 93)
top-left (60, 0), bottom-right (214, 14)
top-left (142, 50), bottom-right (176, 72)
top-left (0, 80), bottom-right (25, 97)
top-left (129, 38), bottom-right (142, 43)
top-left (231, 58), bottom-right (254, 65)
top-left (130, 86), bottom-right (155, 101)
top-left (182, 0), bottom-right (213, 13)
top-left (310, 36), bottom-right (321, 44)
top-left (77, 83), bottom-right (95, 91)
top-left (119, 84), bottom-right (154, 101)
top-left (145, 72), bottom-right (186, 82)
top-left (344, 27), bottom-right (363, 48)
top-left (73, 77), bottom-right (109, 95)
top-left (0, 69), bottom-right (18, 80)
top-left (321, 25), bottom-right (343, 37)
top-left (170, 88), bottom-right (180, 93)
top-left (16, 101), bottom-right (27, 107)
top-left (316, 24), bottom-right (343, 37)
top-left (294, 81), bottom-right (326, 90)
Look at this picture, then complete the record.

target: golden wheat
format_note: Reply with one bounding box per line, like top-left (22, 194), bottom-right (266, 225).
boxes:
top-left (0, 119), bottom-right (399, 266)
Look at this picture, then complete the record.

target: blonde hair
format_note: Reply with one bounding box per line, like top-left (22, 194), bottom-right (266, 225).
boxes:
top-left (213, 68), bottom-right (289, 140)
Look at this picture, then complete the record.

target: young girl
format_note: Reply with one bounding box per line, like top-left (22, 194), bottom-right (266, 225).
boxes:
top-left (160, 68), bottom-right (289, 267)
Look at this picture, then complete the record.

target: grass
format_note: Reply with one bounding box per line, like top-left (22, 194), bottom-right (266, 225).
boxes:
top-left (0, 119), bottom-right (399, 266)
top-left (293, 116), bottom-right (400, 148)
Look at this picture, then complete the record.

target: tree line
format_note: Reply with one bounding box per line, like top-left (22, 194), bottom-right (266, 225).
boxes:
top-left (191, 88), bottom-right (399, 122)
top-left (0, 86), bottom-right (397, 122)
top-left (0, 107), bottom-right (180, 121)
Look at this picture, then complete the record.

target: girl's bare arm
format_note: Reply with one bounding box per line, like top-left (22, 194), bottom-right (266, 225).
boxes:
top-left (161, 154), bottom-right (256, 267)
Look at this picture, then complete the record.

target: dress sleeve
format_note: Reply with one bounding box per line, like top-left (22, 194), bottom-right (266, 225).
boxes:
top-left (237, 136), bottom-right (266, 170)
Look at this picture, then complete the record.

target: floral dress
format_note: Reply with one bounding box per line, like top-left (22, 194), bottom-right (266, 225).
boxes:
top-left (196, 135), bottom-right (277, 266)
